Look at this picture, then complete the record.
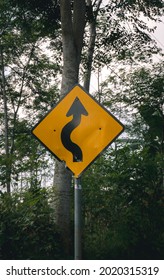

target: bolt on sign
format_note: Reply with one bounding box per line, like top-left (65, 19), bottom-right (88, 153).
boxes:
top-left (32, 84), bottom-right (124, 177)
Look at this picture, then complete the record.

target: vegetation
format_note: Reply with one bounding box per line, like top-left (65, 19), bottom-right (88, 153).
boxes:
top-left (0, 186), bottom-right (63, 259)
top-left (82, 64), bottom-right (164, 259)
top-left (0, 0), bottom-right (164, 259)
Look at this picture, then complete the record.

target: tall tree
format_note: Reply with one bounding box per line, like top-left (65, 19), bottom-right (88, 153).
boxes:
top-left (53, 0), bottom-right (86, 255)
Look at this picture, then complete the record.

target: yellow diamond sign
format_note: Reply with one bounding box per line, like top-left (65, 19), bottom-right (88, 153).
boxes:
top-left (32, 84), bottom-right (124, 177)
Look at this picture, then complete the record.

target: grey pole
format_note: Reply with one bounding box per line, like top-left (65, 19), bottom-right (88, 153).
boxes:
top-left (74, 176), bottom-right (82, 260)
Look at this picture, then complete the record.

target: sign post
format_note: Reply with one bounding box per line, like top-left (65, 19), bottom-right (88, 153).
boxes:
top-left (31, 84), bottom-right (124, 259)
top-left (74, 177), bottom-right (82, 260)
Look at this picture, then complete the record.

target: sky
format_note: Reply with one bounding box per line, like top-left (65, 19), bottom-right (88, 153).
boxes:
top-left (153, 18), bottom-right (164, 49)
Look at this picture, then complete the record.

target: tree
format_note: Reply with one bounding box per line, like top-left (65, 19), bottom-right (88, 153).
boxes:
top-left (0, 0), bottom-right (60, 192)
top-left (52, 0), bottom-right (86, 255)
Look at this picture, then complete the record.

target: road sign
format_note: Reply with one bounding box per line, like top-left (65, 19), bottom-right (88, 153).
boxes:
top-left (32, 84), bottom-right (124, 177)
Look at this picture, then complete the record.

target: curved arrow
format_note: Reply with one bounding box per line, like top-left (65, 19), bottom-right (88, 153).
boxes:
top-left (61, 97), bottom-right (88, 162)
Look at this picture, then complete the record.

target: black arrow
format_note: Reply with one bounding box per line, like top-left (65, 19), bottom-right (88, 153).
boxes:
top-left (61, 97), bottom-right (88, 162)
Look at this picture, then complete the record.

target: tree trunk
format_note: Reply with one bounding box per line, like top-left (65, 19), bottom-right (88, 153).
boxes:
top-left (0, 44), bottom-right (11, 193)
top-left (83, 0), bottom-right (102, 91)
top-left (83, 20), bottom-right (96, 92)
top-left (53, 0), bottom-right (86, 257)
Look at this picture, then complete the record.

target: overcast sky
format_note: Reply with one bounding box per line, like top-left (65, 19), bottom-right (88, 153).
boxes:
top-left (153, 19), bottom-right (164, 49)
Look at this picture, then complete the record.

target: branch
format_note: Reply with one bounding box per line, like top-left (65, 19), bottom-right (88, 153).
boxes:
top-left (94, 0), bottom-right (103, 17)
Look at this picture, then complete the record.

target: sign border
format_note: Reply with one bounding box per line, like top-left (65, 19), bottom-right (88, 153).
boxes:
top-left (31, 84), bottom-right (125, 177)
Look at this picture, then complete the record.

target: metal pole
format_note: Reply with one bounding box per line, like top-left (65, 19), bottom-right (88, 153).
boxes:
top-left (74, 176), bottom-right (82, 260)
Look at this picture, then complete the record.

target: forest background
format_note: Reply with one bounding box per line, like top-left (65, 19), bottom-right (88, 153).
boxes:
top-left (0, 0), bottom-right (164, 260)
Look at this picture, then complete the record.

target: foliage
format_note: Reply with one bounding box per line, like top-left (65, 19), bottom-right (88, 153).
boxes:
top-left (82, 144), bottom-right (164, 259)
top-left (82, 62), bottom-right (164, 259)
top-left (82, 0), bottom-right (163, 74)
top-left (0, 186), bottom-right (64, 259)
top-left (0, 0), bottom-right (60, 192)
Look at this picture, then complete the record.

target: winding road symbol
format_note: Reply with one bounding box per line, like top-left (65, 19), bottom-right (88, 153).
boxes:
top-left (61, 97), bottom-right (88, 162)
top-left (32, 84), bottom-right (124, 177)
